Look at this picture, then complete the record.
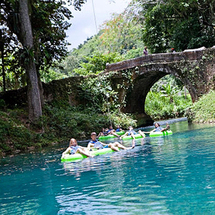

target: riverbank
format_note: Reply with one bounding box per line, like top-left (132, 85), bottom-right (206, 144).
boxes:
top-left (186, 90), bottom-right (215, 123)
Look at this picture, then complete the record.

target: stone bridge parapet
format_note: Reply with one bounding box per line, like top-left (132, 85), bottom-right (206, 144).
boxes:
top-left (106, 47), bottom-right (207, 72)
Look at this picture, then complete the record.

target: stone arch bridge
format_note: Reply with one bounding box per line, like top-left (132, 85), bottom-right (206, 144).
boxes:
top-left (104, 46), bottom-right (215, 125)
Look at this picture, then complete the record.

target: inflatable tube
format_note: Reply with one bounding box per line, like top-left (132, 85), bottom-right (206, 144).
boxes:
top-left (121, 134), bottom-right (144, 140)
top-left (61, 148), bottom-right (116, 162)
top-left (98, 131), bottom-right (125, 140)
top-left (149, 130), bottom-right (173, 137)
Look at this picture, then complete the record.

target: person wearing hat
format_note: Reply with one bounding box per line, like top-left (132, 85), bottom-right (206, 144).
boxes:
top-left (87, 132), bottom-right (130, 151)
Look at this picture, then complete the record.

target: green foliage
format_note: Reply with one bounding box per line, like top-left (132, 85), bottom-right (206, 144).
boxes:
top-left (145, 91), bottom-right (192, 120)
top-left (61, 6), bottom-right (145, 76)
top-left (0, 110), bottom-right (34, 153)
top-left (145, 75), bottom-right (192, 120)
top-left (0, 99), bottom-right (6, 109)
top-left (99, 13), bottom-right (144, 54)
top-left (79, 75), bottom-right (120, 112)
top-left (0, 0), bottom-right (86, 92)
top-left (124, 48), bottom-right (144, 60)
top-left (186, 91), bottom-right (215, 123)
top-left (0, 101), bottom-right (137, 155)
top-left (40, 68), bottom-right (68, 83)
top-left (72, 52), bottom-right (123, 75)
top-left (107, 112), bottom-right (137, 129)
top-left (141, 0), bottom-right (215, 52)
top-left (42, 103), bottom-right (137, 139)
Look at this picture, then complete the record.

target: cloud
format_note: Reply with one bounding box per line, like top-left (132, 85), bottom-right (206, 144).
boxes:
top-left (66, 0), bottom-right (132, 50)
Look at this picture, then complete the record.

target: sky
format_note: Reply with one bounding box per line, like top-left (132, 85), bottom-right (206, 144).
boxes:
top-left (67, 0), bottom-right (132, 50)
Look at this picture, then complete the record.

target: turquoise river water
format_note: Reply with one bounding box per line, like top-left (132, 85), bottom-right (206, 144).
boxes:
top-left (1, 119), bottom-right (215, 214)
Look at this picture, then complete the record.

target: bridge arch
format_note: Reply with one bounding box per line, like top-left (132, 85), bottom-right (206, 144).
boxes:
top-left (122, 63), bottom-right (196, 115)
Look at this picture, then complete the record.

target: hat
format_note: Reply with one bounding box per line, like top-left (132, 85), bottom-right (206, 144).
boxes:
top-left (91, 132), bottom-right (97, 136)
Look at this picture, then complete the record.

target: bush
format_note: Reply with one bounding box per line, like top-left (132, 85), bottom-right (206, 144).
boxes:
top-left (145, 91), bottom-right (192, 120)
top-left (186, 90), bottom-right (215, 123)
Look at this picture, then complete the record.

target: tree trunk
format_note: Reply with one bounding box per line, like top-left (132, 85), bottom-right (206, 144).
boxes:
top-left (19, 0), bottom-right (42, 122)
top-left (0, 31), bottom-right (6, 92)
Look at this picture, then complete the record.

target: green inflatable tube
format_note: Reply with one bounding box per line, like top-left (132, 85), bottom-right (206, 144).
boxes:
top-left (98, 131), bottom-right (125, 140)
top-left (121, 134), bottom-right (144, 140)
top-left (61, 148), bottom-right (116, 162)
top-left (149, 130), bottom-right (173, 137)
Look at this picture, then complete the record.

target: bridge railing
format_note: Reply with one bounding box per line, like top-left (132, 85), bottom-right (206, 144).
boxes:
top-left (105, 47), bottom-right (207, 72)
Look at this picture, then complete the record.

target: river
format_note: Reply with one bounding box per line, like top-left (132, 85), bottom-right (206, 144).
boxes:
top-left (1, 118), bottom-right (215, 214)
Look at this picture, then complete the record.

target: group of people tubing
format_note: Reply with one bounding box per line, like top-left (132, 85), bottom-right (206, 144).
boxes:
top-left (62, 123), bottom-right (170, 158)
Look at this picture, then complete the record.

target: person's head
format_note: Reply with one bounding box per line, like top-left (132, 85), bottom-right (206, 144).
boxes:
top-left (69, 138), bottom-right (77, 147)
top-left (91, 132), bottom-right (97, 140)
top-left (117, 125), bottom-right (120, 128)
top-left (109, 125), bottom-right (113, 129)
top-left (154, 123), bottom-right (160, 128)
top-left (145, 46), bottom-right (147, 49)
top-left (128, 126), bottom-right (133, 130)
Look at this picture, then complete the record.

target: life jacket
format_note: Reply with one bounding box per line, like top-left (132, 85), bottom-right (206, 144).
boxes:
top-left (127, 130), bottom-right (137, 136)
top-left (70, 146), bottom-right (80, 154)
top-left (154, 126), bottom-right (163, 132)
top-left (107, 129), bottom-right (114, 134)
top-left (89, 140), bottom-right (103, 149)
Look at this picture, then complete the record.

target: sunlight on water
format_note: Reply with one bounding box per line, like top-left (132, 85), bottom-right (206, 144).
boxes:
top-left (1, 120), bottom-right (215, 214)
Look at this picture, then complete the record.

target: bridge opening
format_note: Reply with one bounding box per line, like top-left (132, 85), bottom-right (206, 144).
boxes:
top-left (144, 74), bottom-right (192, 120)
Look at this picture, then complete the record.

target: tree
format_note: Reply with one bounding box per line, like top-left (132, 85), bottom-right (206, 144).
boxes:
top-left (18, 0), bottom-right (42, 121)
top-left (72, 52), bottom-right (123, 75)
top-left (1, 0), bottom-right (86, 122)
top-left (0, 29), bottom-right (7, 92)
top-left (140, 0), bottom-right (215, 53)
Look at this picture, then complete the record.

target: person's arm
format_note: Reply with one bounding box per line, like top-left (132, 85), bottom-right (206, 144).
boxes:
top-left (62, 147), bottom-right (71, 157)
top-left (121, 131), bottom-right (128, 138)
top-left (79, 146), bottom-right (87, 150)
top-left (161, 125), bottom-right (170, 132)
top-left (100, 141), bottom-right (108, 146)
top-left (77, 148), bottom-right (93, 157)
